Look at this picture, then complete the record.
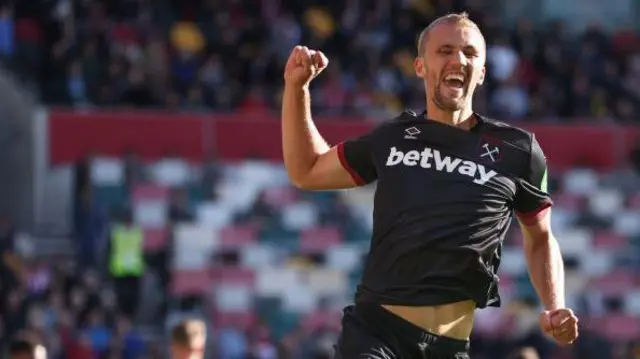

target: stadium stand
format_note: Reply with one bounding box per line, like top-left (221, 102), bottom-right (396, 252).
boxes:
top-left (0, 1), bottom-right (638, 359)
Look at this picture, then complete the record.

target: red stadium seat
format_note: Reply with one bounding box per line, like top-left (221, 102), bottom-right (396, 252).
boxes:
top-left (506, 229), bottom-right (524, 247)
top-left (553, 192), bottom-right (586, 211)
top-left (261, 186), bottom-right (298, 209)
top-left (592, 230), bottom-right (627, 251)
top-left (210, 266), bottom-right (255, 286)
top-left (302, 309), bottom-right (342, 332)
top-left (473, 310), bottom-right (515, 339)
top-left (16, 19), bottom-right (42, 43)
top-left (588, 269), bottom-right (637, 296)
top-left (131, 184), bottom-right (170, 203)
top-left (299, 227), bottom-right (343, 252)
top-left (143, 227), bottom-right (169, 252)
top-left (171, 269), bottom-right (211, 297)
top-left (587, 314), bottom-right (640, 341)
top-left (627, 192), bottom-right (640, 209)
top-left (212, 310), bottom-right (256, 330)
top-left (218, 225), bottom-right (258, 250)
top-left (497, 274), bottom-right (515, 298)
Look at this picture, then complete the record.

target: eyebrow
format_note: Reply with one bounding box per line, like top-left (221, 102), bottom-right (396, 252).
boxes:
top-left (438, 44), bottom-right (479, 52)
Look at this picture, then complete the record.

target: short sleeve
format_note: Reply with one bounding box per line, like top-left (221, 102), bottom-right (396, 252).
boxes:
top-left (514, 135), bottom-right (553, 224)
top-left (336, 132), bottom-right (377, 186)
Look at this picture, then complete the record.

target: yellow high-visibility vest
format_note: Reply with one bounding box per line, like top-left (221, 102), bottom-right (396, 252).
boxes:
top-left (109, 224), bottom-right (144, 277)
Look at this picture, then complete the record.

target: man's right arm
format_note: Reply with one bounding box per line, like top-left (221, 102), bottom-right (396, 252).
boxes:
top-left (282, 86), bottom-right (361, 190)
top-left (281, 47), bottom-right (376, 190)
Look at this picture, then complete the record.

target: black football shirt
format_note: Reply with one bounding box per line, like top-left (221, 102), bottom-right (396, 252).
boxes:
top-left (336, 111), bottom-right (552, 308)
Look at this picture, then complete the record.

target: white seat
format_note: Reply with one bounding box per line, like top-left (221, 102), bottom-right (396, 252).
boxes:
top-left (577, 250), bottom-right (614, 276)
top-left (255, 268), bottom-right (300, 296)
top-left (562, 169), bottom-right (599, 196)
top-left (173, 224), bottom-right (216, 270)
top-left (564, 272), bottom-right (588, 295)
top-left (589, 189), bottom-right (624, 219)
top-left (303, 269), bottom-right (348, 296)
top-left (173, 224), bottom-right (218, 269)
top-left (133, 201), bottom-right (168, 228)
top-left (565, 294), bottom-right (579, 312)
top-left (215, 285), bottom-right (253, 312)
top-left (340, 185), bottom-right (376, 207)
top-left (281, 202), bottom-right (318, 230)
top-left (216, 180), bottom-right (259, 212)
top-left (500, 248), bottom-right (527, 275)
top-left (281, 284), bottom-right (317, 312)
top-left (556, 229), bottom-right (592, 256)
top-left (173, 249), bottom-right (211, 270)
top-left (150, 158), bottom-right (192, 187)
top-left (326, 245), bottom-right (362, 271)
top-left (341, 186), bottom-right (375, 229)
top-left (236, 161), bottom-right (287, 189)
top-left (91, 157), bottom-right (124, 185)
top-left (240, 245), bottom-right (279, 269)
top-left (614, 211), bottom-right (640, 237)
top-left (549, 208), bottom-right (575, 232)
top-left (196, 202), bottom-right (233, 228)
top-left (624, 290), bottom-right (640, 315)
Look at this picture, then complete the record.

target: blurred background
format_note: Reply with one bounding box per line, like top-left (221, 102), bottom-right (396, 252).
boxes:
top-left (0, 0), bottom-right (639, 358)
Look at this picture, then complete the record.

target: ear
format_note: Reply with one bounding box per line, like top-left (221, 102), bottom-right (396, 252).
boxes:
top-left (414, 57), bottom-right (425, 78)
top-left (477, 66), bottom-right (486, 86)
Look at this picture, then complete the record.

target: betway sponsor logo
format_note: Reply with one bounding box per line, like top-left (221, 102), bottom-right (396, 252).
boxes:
top-left (385, 146), bottom-right (497, 185)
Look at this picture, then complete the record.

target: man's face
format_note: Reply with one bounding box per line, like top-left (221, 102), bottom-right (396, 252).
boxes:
top-left (415, 22), bottom-right (486, 111)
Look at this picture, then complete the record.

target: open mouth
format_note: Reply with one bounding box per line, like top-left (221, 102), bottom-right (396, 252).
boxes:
top-left (442, 72), bottom-right (466, 89)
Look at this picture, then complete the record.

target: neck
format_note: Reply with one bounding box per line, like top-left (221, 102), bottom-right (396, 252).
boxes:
top-left (426, 101), bottom-right (475, 130)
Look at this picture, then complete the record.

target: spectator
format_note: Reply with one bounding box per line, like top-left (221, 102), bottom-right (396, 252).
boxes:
top-left (116, 315), bottom-right (145, 359)
top-left (73, 187), bottom-right (109, 271)
top-left (0, 214), bottom-right (22, 298)
top-left (6, 334), bottom-right (46, 359)
top-left (168, 188), bottom-right (194, 223)
top-left (107, 211), bottom-right (145, 319)
top-left (81, 309), bottom-right (112, 357)
top-left (170, 318), bottom-right (207, 359)
top-left (217, 323), bottom-right (248, 359)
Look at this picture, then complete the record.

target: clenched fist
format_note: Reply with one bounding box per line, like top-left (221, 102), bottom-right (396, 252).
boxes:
top-left (539, 308), bottom-right (579, 346)
top-left (283, 46), bottom-right (329, 88)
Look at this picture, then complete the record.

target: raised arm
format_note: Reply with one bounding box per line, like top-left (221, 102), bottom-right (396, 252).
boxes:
top-left (282, 46), bottom-right (377, 190)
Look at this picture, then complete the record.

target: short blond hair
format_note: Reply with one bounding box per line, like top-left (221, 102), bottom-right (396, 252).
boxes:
top-left (416, 12), bottom-right (482, 55)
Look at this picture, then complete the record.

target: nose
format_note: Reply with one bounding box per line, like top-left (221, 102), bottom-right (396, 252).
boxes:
top-left (449, 50), bottom-right (468, 67)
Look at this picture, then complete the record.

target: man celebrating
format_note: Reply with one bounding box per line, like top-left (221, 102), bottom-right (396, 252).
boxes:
top-left (281, 12), bottom-right (579, 359)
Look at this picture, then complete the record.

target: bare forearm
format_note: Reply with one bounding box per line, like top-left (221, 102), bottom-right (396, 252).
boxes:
top-left (281, 85), bottom-right (330, 184)
top-left (525, 235), bottom-right (565, 310)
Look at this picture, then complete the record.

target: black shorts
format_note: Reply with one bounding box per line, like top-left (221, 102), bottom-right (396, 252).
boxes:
top-left (335, 303), bottom-right (470, 359)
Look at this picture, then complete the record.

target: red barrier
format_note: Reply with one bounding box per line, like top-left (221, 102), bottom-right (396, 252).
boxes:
top-left (49, 110), bottom-right (207, 163)
top-left (48, 110), bottom-right (640, 171)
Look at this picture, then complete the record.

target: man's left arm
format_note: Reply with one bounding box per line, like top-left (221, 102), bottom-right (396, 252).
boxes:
top-left (514, 135), bottom-right (578, 345)
top-left (518, 209), bottom-right (564, 311)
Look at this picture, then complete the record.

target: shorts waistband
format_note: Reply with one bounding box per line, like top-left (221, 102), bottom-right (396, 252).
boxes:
top-left (354, 302), bottom-right (470, 353)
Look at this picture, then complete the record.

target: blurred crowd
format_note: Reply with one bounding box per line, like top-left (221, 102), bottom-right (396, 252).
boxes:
top-left (0, 209), bottom-right (157, 359)
top-left (0, 0), bottom-right (638, 120)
